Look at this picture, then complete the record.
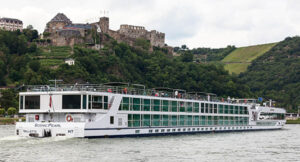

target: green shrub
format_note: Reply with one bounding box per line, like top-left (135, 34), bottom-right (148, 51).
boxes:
top-left (0, 108), bottom-right (5, 116)
top-left (7, 107), bottom-right (17, 116)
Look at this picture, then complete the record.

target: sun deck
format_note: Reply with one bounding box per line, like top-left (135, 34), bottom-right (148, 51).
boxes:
top-left (20, 84), bottom-right (257, 105)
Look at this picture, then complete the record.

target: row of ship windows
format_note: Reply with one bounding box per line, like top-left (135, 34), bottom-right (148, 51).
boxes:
top-left (127, 114), bottom-right (249, 127)
top-left (20, 95), bottom-right (109, 110)
top-left (120, 97), bottom-right (249, 114)
top-left (138, 126), bottom-right (254, 134)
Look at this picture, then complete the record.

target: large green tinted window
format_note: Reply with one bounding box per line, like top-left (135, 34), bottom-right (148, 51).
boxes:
top-left (201, 103), bottom-right (205, 113)
top-left (224, 116), bottom-right (229, 125)
top-left (218, 105), bottom-right (223, 114)
top-left (205, 103), bottom-right (208, 113)
top-left (187, 102), bottom-right (193, 112)
top-left (152, 115), bottom-right (160, 126)
top-left (187, 115), bottom-right (193, 125)
top-left (162, 115), bottom-right (169, 126)
top-left (201, 116), bottom-right (206, 125)
top-left (143, 99), bottom-right (150, 111)
top-left (234, 106), bottom-right (239, 114)
top-left (239, 106), bottom-right (243, 114)
top-left (122, 97), bottom-right (130, 110)
top-left (224, 105), bottom-right (229, 114)
top-left (152, 100), bottom-right (160, 111)
top-left (179, 102), bottom-right (185, 112)
top-left (214, 116), bottom-right (218, 125)
top-left (171, 101), bottom-right (177, 112)
top-left (104, 96), bottom-right (108, 109)
top-left (128, 114), bottom-right (133, 127)
top-left (133, 114), bottom-right (140, 127)
top-left (142, 114), bottom-right (150, 126)
top-left (179, 115), bottom-right (185, 126)
top-left (194, 116), bottom-right (199, 125)
top-left (218, 116), bottom-right (223, 125)
top-left (172, 115), bottom-right (177, 126)
top-left (214, 104), bottom-right (217, 113)
top-left (230, 105), bottom-right (234, 114)
top-left (207, 116), bottom-right (212, 125)
top-left (194, 102), bottom-right (199, 112)
top-left (133, 98), bottom-right (141, 111)
top-left (162, 100), bottom-right (169, 112)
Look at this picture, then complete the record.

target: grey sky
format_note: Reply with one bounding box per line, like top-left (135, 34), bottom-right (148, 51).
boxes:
top-left (1, 0), bottom-right (300, 48)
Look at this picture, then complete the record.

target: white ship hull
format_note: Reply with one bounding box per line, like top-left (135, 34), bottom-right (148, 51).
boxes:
top-left (16, 121), bottom-right (285, 138)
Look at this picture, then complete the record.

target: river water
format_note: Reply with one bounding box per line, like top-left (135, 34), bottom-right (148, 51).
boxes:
top-left (0, 125), bottom-right (299, 162)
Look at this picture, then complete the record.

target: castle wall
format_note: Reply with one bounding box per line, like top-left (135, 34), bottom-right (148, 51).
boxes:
top-left (44, 14), bottom-right (166, 48)
top-left (46, 22), bottom-right (69, 33)
top-left (116, 24), bottom-right (165, 47)
top-left (148, 30), bottom-right (165, 47)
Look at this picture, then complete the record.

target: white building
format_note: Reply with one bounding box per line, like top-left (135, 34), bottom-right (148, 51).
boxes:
top-left (65, 58), bottom-right (75, 65)
top-left (0, 17), bottom-right (23, 31)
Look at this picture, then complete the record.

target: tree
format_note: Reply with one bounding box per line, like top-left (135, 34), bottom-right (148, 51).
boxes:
top-left (181, 51), bottom-right (194, 62)
top-left (26, 25), bottom-right (33, 30)
top-left (0, 108), bottom-right (5, 117)
top-left (7, 107), bottom-right (17, 117)
top-left (0, 89), bottom-right (18, 110)
top-left (29, 60), bottom-right (41, 72)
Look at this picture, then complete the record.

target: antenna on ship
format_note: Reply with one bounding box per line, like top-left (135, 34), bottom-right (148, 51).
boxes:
top-left (49, 79), bottom-right (63, 90)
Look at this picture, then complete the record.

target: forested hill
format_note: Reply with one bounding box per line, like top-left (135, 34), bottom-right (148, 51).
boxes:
top-left (0, 30), bottom-right (251, 103)
top-left (239, 36), bottom-right (300, 111)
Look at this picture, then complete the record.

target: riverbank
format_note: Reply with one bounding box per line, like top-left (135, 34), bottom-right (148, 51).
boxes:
top-left (0, 117), bottom-right (25, 125)
top-left (286, 119), bottom-right (300, 124)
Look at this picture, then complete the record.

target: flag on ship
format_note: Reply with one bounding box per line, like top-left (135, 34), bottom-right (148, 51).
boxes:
top-left (49, 95), bottom-right (52, 108)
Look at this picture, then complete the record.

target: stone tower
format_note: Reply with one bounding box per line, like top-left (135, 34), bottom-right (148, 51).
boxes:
top-left (99, 17), bottom-right (109, 33)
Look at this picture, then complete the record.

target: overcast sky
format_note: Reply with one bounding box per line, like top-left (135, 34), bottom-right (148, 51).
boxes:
top-left (1, 0), bottom-right (300, 48)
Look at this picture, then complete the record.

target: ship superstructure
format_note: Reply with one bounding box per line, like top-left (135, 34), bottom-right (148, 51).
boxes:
top-left (16, 84), bottom-right (286, 138)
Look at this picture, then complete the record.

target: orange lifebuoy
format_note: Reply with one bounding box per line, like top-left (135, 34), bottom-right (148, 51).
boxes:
top-left (66, 114), bottom-right (73, 122)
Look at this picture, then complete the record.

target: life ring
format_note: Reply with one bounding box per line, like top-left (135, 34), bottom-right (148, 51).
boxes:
top-left (66, 114), bottom-right (73, 122)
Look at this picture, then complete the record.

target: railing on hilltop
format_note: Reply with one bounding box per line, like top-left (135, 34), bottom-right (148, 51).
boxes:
top-left (21, 84), bottom-right (257, 105)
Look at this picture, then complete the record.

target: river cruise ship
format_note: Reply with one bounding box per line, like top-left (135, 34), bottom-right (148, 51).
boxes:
top-left (16, 83), bottom-right (286, 138)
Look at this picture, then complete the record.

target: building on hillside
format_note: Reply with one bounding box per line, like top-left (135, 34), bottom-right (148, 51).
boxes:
top-left (44, 13), bottom-right (72, 33)
top-left (43, 13), bottom-right (166, 48)
top-left (0, 17), bottom-right (23, 31)
top-left (97, 17), bottom-right (165, 47)
top-left (44, 13), bottom-right (93, 46)
top-left (65, 58), bottom-right (75, 65)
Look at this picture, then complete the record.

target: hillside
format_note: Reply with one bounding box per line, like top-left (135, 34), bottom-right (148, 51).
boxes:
top-left (222, 43), bottom-right (277, 74)
top-left (0, 30), bottom-right (251, 108)
top-left (239, 36), bottom-right (300, 111)
top-left (36, 46), bottom-right (72, 67)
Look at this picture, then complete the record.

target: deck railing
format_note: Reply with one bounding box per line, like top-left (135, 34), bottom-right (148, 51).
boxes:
top-left (22, 84), bottom-right (257, 105)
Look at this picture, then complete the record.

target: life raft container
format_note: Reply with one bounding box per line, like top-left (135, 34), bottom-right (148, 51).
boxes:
top-left (66, 114), bottom-right (73, 122)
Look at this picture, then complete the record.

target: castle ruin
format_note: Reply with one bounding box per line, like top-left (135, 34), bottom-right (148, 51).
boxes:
top-left (44, 13), bottom-right (165, 48)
